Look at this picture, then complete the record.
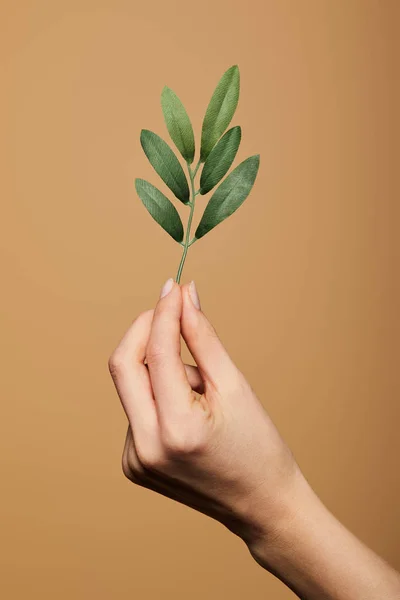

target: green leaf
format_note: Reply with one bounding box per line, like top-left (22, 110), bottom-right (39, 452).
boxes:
top-left (200, 126), bottom-right (241, 195)
top-left (161, 86), bottom-right (195, 164)
top-left (194, 155), bottom-right (260, 240)
top-left (140, 130), bottom-right (190, 204)
top-left (200, 65), bottom-right (240, 162)
top-left (135, 178), bottom-right (184, 243)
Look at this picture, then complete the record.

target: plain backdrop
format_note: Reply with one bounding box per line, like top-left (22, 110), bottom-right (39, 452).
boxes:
top-left (1, 1), bottom-right (399, 598)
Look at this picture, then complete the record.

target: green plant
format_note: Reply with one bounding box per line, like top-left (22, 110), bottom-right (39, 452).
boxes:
top-left (135, 65), bottom-right (260, 283)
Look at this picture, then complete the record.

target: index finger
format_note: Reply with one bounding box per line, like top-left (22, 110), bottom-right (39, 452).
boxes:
top-left (108, 309), bottom-right (157, 430)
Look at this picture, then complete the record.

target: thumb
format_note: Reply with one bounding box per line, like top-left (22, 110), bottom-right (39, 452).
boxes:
top-left (180, 281), bottom-right (238, 390)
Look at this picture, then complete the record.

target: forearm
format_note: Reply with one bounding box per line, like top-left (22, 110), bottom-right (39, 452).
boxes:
top-left (247, 475), bottom-right (400, 600)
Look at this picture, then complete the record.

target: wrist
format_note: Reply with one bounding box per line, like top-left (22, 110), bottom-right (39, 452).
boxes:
top-left (245, 474), bottom-right (400, 600)
top-left (243, 466), bottom-right (318, 568)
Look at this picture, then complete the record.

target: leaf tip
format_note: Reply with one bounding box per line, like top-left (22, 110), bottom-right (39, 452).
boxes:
top-left (252, 154), bottom-right (261, 172)
top-left (230, 64), bottom-right (240, 79)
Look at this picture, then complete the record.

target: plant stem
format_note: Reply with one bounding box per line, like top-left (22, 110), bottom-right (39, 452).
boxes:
top-left (193, 159), bottom-right (201, 178)
top-left (175, 159), bottom-right (201, 283)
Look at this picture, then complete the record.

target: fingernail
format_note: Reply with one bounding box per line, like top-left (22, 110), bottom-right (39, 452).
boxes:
top-left (160, 278), bottom-right (174, 298)
top-left (189, 280), bottom-right (201, 310)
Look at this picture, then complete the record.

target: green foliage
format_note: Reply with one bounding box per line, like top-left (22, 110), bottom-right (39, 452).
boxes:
top-left (195, 156), bottom-right (260, 240)
top-left (135, 179), bottom-right (184, 243)
top-left (161, 86), bottom-right (195, 164)
top-left (200, 126), bottom-right (241, 195)
top-left (200, 65), bottom-right (240, 162)
top-left (140, 130), bottom-right (189, 204)
top-left (134, 65), bottom-right (260, 282)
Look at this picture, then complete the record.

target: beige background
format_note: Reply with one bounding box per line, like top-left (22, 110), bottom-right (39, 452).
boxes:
top-left (1, 1), bottom-right (399, 598)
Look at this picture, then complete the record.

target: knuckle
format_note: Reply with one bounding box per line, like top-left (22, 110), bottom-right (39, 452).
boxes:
top-left (122, 453), bottom-right (135, 480)
top-left (162, 425), bottom-right (208, 458)
top-left (136, 444), bottom-right (165, 471)
top-left (108, 352), bottom-right (125, 379)
top-left (122, 447), bottom-right (146, 484)
top-left (122, 454), bottom-right (138, 482)
top-left (146, 342), bottom-right (167, 366)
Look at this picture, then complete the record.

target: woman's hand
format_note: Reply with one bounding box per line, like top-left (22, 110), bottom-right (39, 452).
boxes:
top-left (108, 278), bottom-right (300, 546)
top-left (109, 279), bottom-right (400, 600)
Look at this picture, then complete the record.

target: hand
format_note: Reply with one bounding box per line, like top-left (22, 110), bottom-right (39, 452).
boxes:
top-left (108, 278), bottom-right (301, 547)
top-left (109, 279), bottom-right (400, 600)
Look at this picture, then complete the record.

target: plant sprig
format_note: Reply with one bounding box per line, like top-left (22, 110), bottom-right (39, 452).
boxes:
top-left (135, 65), bottom-right (260, 283)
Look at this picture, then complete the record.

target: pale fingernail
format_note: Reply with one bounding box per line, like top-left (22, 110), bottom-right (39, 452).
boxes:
top-left (189, 280), bottom-right (201, 310)
top-left (160, 277), bottom-right (174, 298)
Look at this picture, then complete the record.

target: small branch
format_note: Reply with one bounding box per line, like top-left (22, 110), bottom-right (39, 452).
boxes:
top-left (176, 162), bottom-right (198, 283)
top-left (192, 158), bottom-right (202, 178)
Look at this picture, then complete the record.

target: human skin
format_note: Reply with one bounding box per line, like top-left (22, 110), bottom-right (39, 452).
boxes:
top-left (108, 279), bottom-right (400, 600)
